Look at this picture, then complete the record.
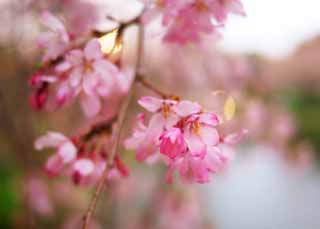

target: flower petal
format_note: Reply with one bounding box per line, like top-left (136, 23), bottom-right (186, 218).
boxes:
top-left (69, 67), bottom-right (83, 88)
top-left (35, 132), bottom-right (67, 150)
top-left (65, 49), bottom-right (84, 66)
top-left (84, 39), bottom-right (103, 61)
top-left (58, 142), bottom-right (77, 163)
top-left (184, 130), bottom-right (205, 155)
top-left (45, 154), bottom-right (64, 176)
top-left (199, 126), bottom-right (220, 146)
top-left (41, 11), bottom-right (65, 33)
top-left (223, 128), bottom-right (248, 145)
top-left (173, 101), bottom-right (202, 117)
top-left (73, 159), bottom-right (95, 176)
top-left (80, 94), bottom-right (101, 117)
top-left (138, 96), bottom-right (163, 112)
top-left (199, 113), bottom-right (220, 126)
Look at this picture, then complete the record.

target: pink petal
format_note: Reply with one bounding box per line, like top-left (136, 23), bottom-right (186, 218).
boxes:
top-left (84, 39), bottom-right (103, 61)
top-left (83, 72), bottom-right (99, 96)
top-left (55, 81), bottom-right (73, 106)
top-left (147, 113), bottom-right (165, 141)
top-left (223, 128), bottom-right (248, 145)
top-left (199, 126), bottom-right (220, 146)
top-left (138, 96), bottom-right (163, 112)
top-left (45, 154), bottom-right (64, 176)
top-left (164, 114), bottom-right (180, 129)
top-left (206, 146), bottom-right (224, 172)
top-left (55, 61), bottom-right (71, 72)
top-left (173, 101), bottom-right (202, 117)
top-left (93, 59), bottom-right (119, 76)
top-left (199, 113), bottom-right (220, 126)
top-left (73, 159), bottom-right (95, 176)
top-left (69, 67), bottom-right (83, 87)
top-left (58, 142), bottom-right (77, 163)
top-left (184, 130), bottom-right (205, 155)
top-left (65, 49), bottom-right (84, 66)
top-left (36, 32), bottom-right (55, 48)
top-left (227, 0), bottom-right (246, 16)
top-left (41, 11), bottom-right (65, 33)
top-left (35, 132), bottom-right (67, 150)
top-left (42, 42), bottom-right (67, 62)
top-left (80, 94), bottom-right (101, 117)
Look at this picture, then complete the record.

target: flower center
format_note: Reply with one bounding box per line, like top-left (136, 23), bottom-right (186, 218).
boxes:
top-left (195, 0), bottom-right (208, 11)
top-left (191, 121), bottom-right (201, 135)
top-left (162, 103), bottom-right (171, 118)
top-left (84, 61), bottom-right (93, 73)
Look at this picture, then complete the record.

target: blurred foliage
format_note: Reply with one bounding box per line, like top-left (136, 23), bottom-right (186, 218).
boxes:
top-left (0, 161), bottom-right (19, 229)
top-left (284, 89), bottom-right (320, 153)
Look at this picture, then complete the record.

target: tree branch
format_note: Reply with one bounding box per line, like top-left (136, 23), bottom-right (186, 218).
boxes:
top-left (137, 75), bottom-right (169, 98)
top-left (82, 20), bottom-right (145, 229)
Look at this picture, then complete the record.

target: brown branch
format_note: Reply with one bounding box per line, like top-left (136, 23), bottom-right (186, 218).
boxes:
top-left (82, 116), bottom-right (118, 142)
top-left (137, 75), bottom-right (169, 98)
top-left (82, 19), bottom-right (145, 229)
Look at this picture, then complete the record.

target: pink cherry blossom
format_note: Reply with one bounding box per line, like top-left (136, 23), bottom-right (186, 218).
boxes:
top-left (71, 153), bottom-right (129, 185)
top-left (35, 132), bottom-right (77, 175)
top-left (124, 113), bottom-right (162, 162)
top-left (142, 0), bottom-right (245, 44)
top-left (138, 96), bottom-right (201, 128)
top-left (126, 97), bottom-right (202, 162)
top-left (37, 11), bottom-right (70, 62)
top-left (126, 96), bottom-right (241, 183)
top-left (56, 38), bottom-right (124, 117)
top-left (25, 177), bottom-right (53, 216)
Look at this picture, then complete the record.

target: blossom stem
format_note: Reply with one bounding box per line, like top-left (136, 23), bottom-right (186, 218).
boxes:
top-left (137, 75), bottom-right (169, 98)
top-left (82, 19), bottom-right (145, 229)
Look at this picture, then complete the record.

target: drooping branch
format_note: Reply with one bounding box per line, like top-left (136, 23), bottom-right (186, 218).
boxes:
top-left (82, 19), bottom-right (145, 229)
top-left (137, 75), bottom-right (170, 98)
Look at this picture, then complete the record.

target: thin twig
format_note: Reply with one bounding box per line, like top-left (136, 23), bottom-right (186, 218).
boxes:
top-left (137, 75), bottom-right (169, 98)
top-left (82, 116), bottom-right (118, 142)
top-left (82, 20), bottom-right (145, 229)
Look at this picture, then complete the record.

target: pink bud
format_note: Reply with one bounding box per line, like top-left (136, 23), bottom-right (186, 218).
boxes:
top-left (29, 87), bottom-right (48, 110)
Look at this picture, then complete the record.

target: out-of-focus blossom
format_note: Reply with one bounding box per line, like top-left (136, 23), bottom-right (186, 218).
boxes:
top-left (62, 0), bottom-right (99, 35)
top-left (152, 189), bottom-right (209, 229)
top-left (28, 72), bottom-right (57, 110)
top-left (126, 96), bottom-right (244, 183)
top-left (37, 11), bottom-right (70, 62)
top-left (142, 0), bottom-right (245, 44)
top-left (35, 132), bottom-right (77, 176)
top-left (72, 152), bottom-right (129, 186)
top-left (25, 177), bottom-right (53, 216)
top-left (35, 131), bottom-right (129, 185)
top-left (31, 31), bottom-right (128, 117)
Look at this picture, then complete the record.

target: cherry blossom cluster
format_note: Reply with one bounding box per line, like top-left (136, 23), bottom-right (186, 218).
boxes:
top-left (35, 130), bottom-right (129, 186)
top-left (125, 96), bottom-right (246, 183)
top-left (29, 11), bottom-right (127, 117)
top-left (143, 0), bottom-right (245, 44)
top-left (31, 0), bottom-right (246, 188)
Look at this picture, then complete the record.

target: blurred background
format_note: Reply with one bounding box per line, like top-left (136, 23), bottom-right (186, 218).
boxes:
top-left (0, 0), bottom-right (320, 228)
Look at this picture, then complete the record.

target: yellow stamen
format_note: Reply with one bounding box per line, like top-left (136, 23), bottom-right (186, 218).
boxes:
top-left (162, 104), bottom-right (171, 118)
